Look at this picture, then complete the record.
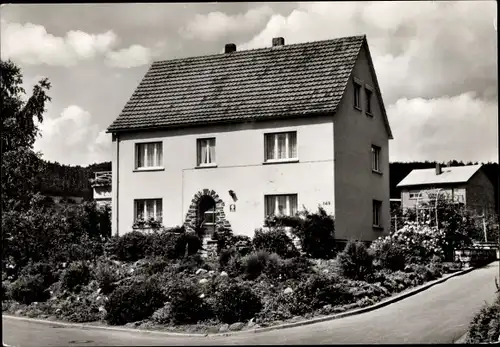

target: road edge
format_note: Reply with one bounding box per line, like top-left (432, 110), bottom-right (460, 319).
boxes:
top-left (2, 265), bottom-right (479, 338)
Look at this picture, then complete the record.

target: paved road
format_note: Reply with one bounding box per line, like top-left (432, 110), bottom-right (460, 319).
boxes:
top-left (3, 262), bottom-right (499, 346)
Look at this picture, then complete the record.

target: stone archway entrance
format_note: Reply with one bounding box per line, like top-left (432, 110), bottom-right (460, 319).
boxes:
top-left (184, 189), bottom-right (232, 236)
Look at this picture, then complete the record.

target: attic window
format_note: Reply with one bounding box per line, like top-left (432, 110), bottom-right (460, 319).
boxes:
top-left (365, 87), bottom-right (373, 115)
top-left (353, 80), bottom-right (361, 110)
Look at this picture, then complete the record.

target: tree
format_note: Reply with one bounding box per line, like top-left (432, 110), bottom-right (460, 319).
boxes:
top-left (1, 59), bottom-right (51, 212)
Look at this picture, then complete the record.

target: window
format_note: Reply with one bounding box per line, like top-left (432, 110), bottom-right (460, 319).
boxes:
top-left (353, 81), bottom-right (361, 109)
top-left (372, 200), bottom-right (382, 227)
top-left (265, 194), bottom-right (298, 217)
top-left (197, 138), bottom-right (216, 166)
top-left (371, 145), bottom-right (381, 172)
top-left (135, 142), bottom-right (162, 169)
top-left (409, 191), bottom-right (420, 200)
top-left (365, 88), bottom-right (373, 114)
top-left (264, 131), bottom-right (297, 162)
top-left (134, 199), bottom-right (162, 222)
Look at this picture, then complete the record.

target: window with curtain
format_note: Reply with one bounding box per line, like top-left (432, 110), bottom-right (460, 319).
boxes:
top-left (365, 87), bottom-right (373, 114)
top-left (264, 194), bottom-right (298, 217)
top-left (134, 199), bottom-right (162, 222)
top-left (372, 200), bottom-right (382, 227)
top-left (264, 131), bottom-right (297, 162)
top-left (197, 138), bottom-right (216, 166)
top-left (135, 142), bottom-right (163, 169)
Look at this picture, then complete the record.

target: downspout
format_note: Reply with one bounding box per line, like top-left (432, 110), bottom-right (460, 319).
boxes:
top-left (115, 133), bottom-right (120, 237)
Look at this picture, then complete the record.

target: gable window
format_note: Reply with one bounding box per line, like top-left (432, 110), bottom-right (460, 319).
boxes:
top-left (372, 200), bottom-right (382, 227)
top-left (409, 191), bottom-right (420, 200)
top-left (353, 81), bottom-right (361, 109)
top-left (265, 194), bottom-right (298, 217)
top-left (371, 145), bottom-right (381, 173)
top-left (134, 198), bottom-right (162, 222)
top-left (197, 138), bottom-right (216, 166)
top-left (365, 87), bottom-right (373, 115)
top-left (264, 131), bottom-right (297, 162)
top-left (135, 142), bottom-right (162, 169)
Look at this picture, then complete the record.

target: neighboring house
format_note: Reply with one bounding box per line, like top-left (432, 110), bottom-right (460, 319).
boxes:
top-left (397, 164), bottom-right (495, 216)
top-left (107, 35), bottom-right (393, 243)
top-left (89, 171), bottom-right (112, 208)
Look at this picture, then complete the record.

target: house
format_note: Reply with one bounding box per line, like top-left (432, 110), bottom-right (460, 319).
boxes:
top-left (106, 35), bottom-right (393, 243)
top-left (89, 171), bottom-right (112, 208)
top-left (397, 163), bottom-right (495, 216)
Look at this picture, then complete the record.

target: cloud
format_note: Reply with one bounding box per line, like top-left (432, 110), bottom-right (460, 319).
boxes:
top-left (1, 20), bottom-right (153, 68)
top-left (35, 105), bottom-right (111, 165)
top-left (388, 92), bottom-right (498, 163)
top-left (180, 6), bottom-right (274, 41)
top-left (105, 44), bottom-right (152, 68)
top-left (0, 20), bottom-right (117, 66)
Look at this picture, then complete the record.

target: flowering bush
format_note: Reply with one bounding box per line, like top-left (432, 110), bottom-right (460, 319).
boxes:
top-left (371, 221), bottom-right (447, 265)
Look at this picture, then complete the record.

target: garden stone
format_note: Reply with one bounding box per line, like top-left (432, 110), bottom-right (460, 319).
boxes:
top-left (291, 316), bottom-right (302, 322)
top-left (199, 278), bottom-right (208, 284)
top-left (283, 287), bottom-right (293, 294)
top-left (220, 271), bottom-right (228, 277)
top-left (47, 315), bottom-right (58, 321)
top-left (15, 309), bottom-right (24, 316)
top-left (55, 308), bottom-right (62, 315)
top-left (207, 326), bottom-right (220, 334)
top-left (199, 293), bottom-right (205, 298)
top-left (323, 304), bottom-right (332, 312)
top-left (196, 268), bottom-right (208, 275)
top-left (247, 318), bottom-right (256, 328)
top-left (208, 270), bottom-right (215, 276)
top-left (219, 323), bottom-right (229, 333)
top-left (39, 314), bottom-right (48, 319)
top-left (229, 322), bottom-right (245, 331)
top-left (322, 269), bottom-right (329, 274)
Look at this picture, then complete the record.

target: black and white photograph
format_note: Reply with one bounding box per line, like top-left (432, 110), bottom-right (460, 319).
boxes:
top-left (1, 1), bottom-right (498, 346)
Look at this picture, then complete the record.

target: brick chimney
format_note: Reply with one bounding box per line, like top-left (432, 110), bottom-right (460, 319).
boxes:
top-left (224, 43), bottom-right (236, 53)
top-left (272, 37), bottom-right (285, 47)
top-left (436, 163), bottom-right (442, 175)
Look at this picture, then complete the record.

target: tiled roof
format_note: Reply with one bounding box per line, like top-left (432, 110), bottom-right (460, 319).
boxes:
top-left (397, 165), bottom-right (483, 187)
top-left (107, 35), bottom-right (367, 132)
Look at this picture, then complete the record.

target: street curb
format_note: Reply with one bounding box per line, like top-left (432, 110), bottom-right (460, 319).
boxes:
top-left (2, 265), bottom-right (480, 338)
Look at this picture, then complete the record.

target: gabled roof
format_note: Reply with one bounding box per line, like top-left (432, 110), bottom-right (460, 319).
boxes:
top-left (397, 165), bottom-right (483, 188)
top-left (107, 35), bottom-right (391, 135)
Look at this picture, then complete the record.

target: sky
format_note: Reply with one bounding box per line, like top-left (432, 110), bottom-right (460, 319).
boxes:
top-left (0, 1), bottom-right (498, 166)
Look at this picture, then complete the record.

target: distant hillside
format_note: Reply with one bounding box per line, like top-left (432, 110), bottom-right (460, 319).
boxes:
top-left (38, 160), bottom-right (111, 199)
top-left (390, 161), bottom-right (499, 210)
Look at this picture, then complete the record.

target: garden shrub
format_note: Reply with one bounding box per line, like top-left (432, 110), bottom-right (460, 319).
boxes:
top-left (151, 304), bottom-right (172, 324)
top-left (20, 262), bottom-right (58, 288)
top-left (93, 261), bottom-right (119, 295)
top-left (293, 274), bottom-right (353, 314)
top-left (214, 280), bottom-right (262, 324)
top-left (10, 274), bottom-right (49, 305)
top-left (61, 261), bottom-right (91, 292)
top-left (284, 207), bottom-right (336, 259)
top-left (225, 253), bottom-right (244, 277)
top-left (467, 295), bottom-right (500, 343)
top-left (336, 241), bottom-right (374, 281)
top-left (259, 291), bottom-right (296, 322)
top-left (168, 280), bottom-right (206, 324)
top-left (60, 299), bottom-right (101, 323)
top-left (105, 280), bottom-right (165, 325)
top-left (253, 227), bottom-right (300, 259)
top-left (242, 250), bottom-right (280, 280)
top-left (370, 241), bottom-right (407, 272)
top-left (279, 256), bottom-right (313, 280)
top-left (175, 254), bottom-right (204, 274)
top-left (114, 231), bottom-right (149, 261)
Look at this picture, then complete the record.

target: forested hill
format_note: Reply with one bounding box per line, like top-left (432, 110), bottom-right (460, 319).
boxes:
top-left (39, 160), bottom-right (111, 200)
top-left (390, 161), bottom-right (499, 210)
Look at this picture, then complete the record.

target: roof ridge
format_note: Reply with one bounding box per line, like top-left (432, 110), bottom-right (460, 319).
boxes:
top-left (151, 34), bottom-right (366, 66)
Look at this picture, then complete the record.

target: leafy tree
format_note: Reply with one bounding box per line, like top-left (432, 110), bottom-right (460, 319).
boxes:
top-left (1, 59), bottom-right (51, 212)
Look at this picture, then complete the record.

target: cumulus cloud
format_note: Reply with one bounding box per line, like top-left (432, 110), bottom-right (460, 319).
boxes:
top-left (180, 6), bottom-right (274, 41)
top-left (105, 44), bottom-right (152, 68)
top-left (1, 20), bottom-right (153, 68)
top-left (35, 105), bottom-right (111, 165)
top-left (388, 92), bottom-right (498, 163)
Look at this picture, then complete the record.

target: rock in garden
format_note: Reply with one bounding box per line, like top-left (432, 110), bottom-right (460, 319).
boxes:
top-left (219, 323), bottom-right (229, 333)
top-left (247, 318), bottom-right (256, 328)
top-left (322, 269), bottom-right (329, 274)
top-left (208, 270), bottom-right (215, 276)
top-left (47, 316), bottom-right (58, 321)
top-left (15, 309), bottom-right (24, 316)
top-left (220, 271), bottom-right (228, 277)
top-left (55, 308), bottom-right (62, 315)
top-left (195, 268), bottom-right (208, 275)
top-left (229, 322), bottom-right (245, 331)
top-left (199, 293), bottom-right (205, 299)
top-left (283, 287), bottom-right (293, 294)
top-left (199, 278), bottom-right (208, 284)
top-left (323, 304), bottom-right (332, 311)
